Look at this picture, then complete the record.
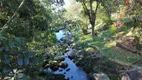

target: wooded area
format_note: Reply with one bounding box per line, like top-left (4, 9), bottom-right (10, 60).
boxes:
top-left (0, 0), bottom-right (142, 80)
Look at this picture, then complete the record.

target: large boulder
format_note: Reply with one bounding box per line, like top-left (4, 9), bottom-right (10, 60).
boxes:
top-left (121, 68), bottom-right (142, 80)
top-left (85, 47), bottom-right (101, 58)
top-left (93, 73), bottom-right (110, 80)
top-left (74, 47), bottom-right (125, 80)
top-left (74, 47), bottom-right (102, 73)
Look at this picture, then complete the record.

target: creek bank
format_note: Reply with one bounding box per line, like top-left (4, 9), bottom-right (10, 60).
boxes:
top-left (74, 47), bottom-right (127, 80)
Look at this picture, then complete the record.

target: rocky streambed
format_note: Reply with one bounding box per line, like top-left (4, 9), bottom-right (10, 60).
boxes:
top-left (42, 56), bottom-right (88, 80)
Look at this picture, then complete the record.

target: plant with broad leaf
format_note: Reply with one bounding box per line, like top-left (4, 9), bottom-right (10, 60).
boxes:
top-left (0, 34), bottom-right (37, 80)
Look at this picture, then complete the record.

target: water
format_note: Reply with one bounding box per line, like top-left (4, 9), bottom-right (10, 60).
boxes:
top-left (49, 30), bottom-right (88, 80)
top-left (45, 57), bottom-right (88, 80)
top-left (55, 30), bottom-right (72, 42)
top-left (55, 30), bottom-right (65, 41)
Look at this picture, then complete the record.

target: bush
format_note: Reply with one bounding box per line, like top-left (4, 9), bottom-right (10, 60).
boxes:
top-left (110, 24), bottom-right (117, 33)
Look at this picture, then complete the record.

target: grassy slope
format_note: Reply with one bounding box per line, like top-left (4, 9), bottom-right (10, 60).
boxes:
top-left (78, 30), bottom-right (141, 66)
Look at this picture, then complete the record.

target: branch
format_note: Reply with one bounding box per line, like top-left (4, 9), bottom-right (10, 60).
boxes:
top-left (0, 0), bottom-right (25, 33)
top-left (94, 1), bottom-right (99, 14)
top-left (99, 0), bottom-right (111, 17)
top-left (82, 1), bottom-right (91, 21)
top-left (90, 0), bottom-right (93, 17)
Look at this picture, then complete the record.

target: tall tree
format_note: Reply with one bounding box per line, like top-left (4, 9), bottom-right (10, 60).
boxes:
top-left (0, 0), bottom-right (57, 79)
top-left (76, 0), bottom-right (99, 39)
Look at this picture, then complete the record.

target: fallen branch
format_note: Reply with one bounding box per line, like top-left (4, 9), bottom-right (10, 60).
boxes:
top-left (110, 59), bottom-right (142, 70)
top-left (116, 42), bottom-right (142, 56)
top-left (0, 0), bottom-right (25, 33)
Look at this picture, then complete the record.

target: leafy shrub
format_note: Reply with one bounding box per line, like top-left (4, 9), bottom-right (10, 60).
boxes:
top-left (110, 24), bottom-right (117, 33)
top-left (0, 34), bottom-right (37, 79)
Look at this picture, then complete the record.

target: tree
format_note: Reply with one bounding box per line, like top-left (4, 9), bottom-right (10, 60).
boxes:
top-left (0, 0), bottom-right (58, 79)
top-left (76, 0), bottom-right (99, 39)
top-left (0, 0), bottom-right (53, 38)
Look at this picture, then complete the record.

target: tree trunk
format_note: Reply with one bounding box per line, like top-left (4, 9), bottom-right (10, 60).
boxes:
top-left (82, 0), bottom-right (99, 40)
top-left (91, 12), bottom-right (97, 40)
top-left (91, 23), bottom-right (95, 39)
top-left (91, 2), bottom-right (99, 40)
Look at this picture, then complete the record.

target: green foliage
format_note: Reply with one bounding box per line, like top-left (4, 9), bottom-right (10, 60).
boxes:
top-left (0, 34), bottom-right (38, 79)
top-left (0, 0), bottom-right (59, 79)
top-left (0, 0), bottom-right (141, 79)
top-left (0, 0), bottom-right (52, 38)
top-left (118, 25), bottom-right (127, 32)
top-left (65, 2), bottom-right (82, 20)
top-left (122, 17), bottom-right (132, 23)
top-left (110, 24), bottom-right (117, 34)
top-left (97, 5), bottom-right (112, 25)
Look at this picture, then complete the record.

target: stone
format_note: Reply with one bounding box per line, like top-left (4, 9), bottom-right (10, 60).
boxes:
top-left (50, 66), bottom-right (59, 71)
top-left (64, 49), bottom-right (77, 57)
top-left (121, 73), bottom-right (131, 80)
top-left (93, 73), bottom-right (110, 80)
top-left (85, 47), bottom-right (100, 55)
top-left (43, 64), bottom-right (50, 69)
top-left (59, 61), bottom-right (68, 69)
top-left (49, 61), bottom-right (59, 71)
top-left (42, 60), bottom-right (49, 67)
top-left (121, 68), bottom-right (142, 80)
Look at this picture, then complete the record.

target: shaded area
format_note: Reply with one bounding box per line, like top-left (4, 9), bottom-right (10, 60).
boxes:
top-left (74, 48), bottom-right (127, 80)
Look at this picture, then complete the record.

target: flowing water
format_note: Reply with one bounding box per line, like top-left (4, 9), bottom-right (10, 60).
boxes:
top-left (44, 57), bottom-right (88, 80)
top-left (43, 30), bottom-right (88, 80)
top-left (54, 57), bottom-right (88, 80)
top-left (55, 30), bottom-right (65, 41)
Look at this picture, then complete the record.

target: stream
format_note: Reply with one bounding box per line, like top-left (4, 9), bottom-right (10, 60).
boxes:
top-left (43, 29), bottom-right (88, 80)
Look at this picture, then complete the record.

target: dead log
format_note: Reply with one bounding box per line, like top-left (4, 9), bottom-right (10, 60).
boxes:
top-left (116, 42), bottom-right (142, 56)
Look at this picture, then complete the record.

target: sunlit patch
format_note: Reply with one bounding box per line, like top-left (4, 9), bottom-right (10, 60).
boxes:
top-left (105, 41), bottom-right (116, 48)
